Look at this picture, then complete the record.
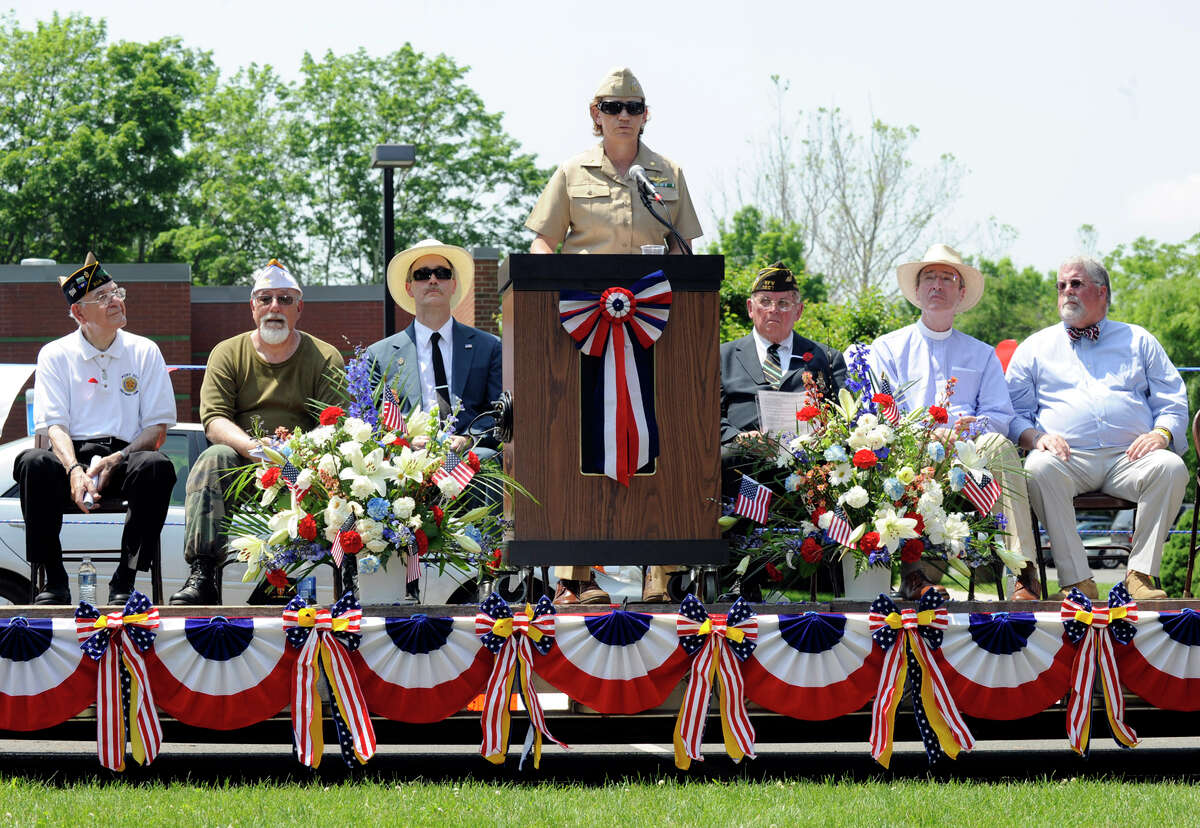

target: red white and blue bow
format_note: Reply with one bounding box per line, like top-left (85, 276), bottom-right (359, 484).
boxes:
top-left (75, 590), bottom-right (162, 771)
top-left (559, 271), bottom-right (671, 485)
top-left (673, 595), bottom-right (758, 769)
top-left (281, 591), bottom-right (376, 768)
top-left (1060, 584), bottom-right (1139, 754)
top-left (868, 591), bottom-right (974, 768)
top-left (474, 592), bottom-right (563, 767)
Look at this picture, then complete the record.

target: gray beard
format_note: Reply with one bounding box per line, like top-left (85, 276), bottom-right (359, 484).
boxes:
top-left (259, 321), bottom-right (290, 345)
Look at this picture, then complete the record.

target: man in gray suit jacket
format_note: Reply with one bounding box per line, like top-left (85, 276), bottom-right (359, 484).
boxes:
top-left (366, 239), bottom-right (502, 455)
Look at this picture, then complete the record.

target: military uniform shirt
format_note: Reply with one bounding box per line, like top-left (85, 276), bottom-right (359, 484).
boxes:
top-left (525, 142), bottom-right (703, 253)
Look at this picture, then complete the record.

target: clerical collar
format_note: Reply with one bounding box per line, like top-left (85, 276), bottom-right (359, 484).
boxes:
top-left (917, 318), bottom-right (953, 341)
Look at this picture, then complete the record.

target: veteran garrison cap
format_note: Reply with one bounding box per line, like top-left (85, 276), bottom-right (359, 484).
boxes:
top-left (58, 251), bottom-right (112, 304)
top-left (751, 262), bottom-right (799, 293)
top-left (594, 66), bottom-right (645, 100)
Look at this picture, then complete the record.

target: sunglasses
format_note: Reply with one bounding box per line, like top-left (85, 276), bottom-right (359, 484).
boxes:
top-left (253, 292), bottom-right (297, 306)
top-left (597, 100), bottom-right (645, 116)
top-left (1055, 278), bottom-right (1091, 293)
top-left (411, 266), bottom-right (454, 281)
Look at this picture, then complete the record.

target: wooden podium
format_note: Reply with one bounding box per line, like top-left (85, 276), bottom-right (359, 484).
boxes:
top-left (499, 254), bottom-right (727, 565)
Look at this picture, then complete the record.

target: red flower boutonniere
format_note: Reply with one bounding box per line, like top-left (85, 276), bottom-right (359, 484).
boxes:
top-left (801, 351), bottom-right (814, 362)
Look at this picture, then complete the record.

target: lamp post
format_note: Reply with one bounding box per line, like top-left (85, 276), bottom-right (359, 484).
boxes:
top-left (371, 144), bottom-right (416, 337)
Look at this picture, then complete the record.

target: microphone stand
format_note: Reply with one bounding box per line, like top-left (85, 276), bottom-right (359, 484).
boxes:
top-left (637, 187), bottom-right (693, 255)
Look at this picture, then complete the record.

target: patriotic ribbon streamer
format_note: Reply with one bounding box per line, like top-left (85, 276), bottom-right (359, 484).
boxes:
top-left (673, 595), bottom-right (758, 770)
top-left (281, 592), bottom-right (376, 768)
top-left (75, 591), bottom-right (163, 771)
top-left (868, 591), bottom-right (974, 768)
top-left (559, 271), bottom-right (671, 485)
top-left (474, 593), bottom-right (564, 767)
top-left (1060, 584), bottom-right (1139, 754)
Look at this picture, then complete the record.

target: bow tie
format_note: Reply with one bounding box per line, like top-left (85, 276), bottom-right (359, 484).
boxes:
top-left (1066, 323), bottom-right (1100, 342)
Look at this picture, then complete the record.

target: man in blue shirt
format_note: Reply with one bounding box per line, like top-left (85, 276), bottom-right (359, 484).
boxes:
top-left (869, 244), bottom-right (1041, 600)
top-left (1006, 257), bottom-right (1189, 600)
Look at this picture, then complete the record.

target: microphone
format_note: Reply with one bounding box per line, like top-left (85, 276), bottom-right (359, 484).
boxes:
top-left (628, 165), bottom-right (663, 203)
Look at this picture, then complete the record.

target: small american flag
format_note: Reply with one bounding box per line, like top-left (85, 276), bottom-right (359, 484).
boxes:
top-left (280, 460), bottom-right (310, 501)
top-left (826, 505), bottom-right (857, 548)
top-left (431, 450), bottom-right (476, 491)
top-left (876, 376), bottom-right (900, 425)
top-left (962, 470), bottom-right (1001, 515)
top-left (329, 513), bottom-right (357, 566)
top-left (734, 475), bottom-right (772, 524)
top-left (381, 386), bottom-right (406, 433)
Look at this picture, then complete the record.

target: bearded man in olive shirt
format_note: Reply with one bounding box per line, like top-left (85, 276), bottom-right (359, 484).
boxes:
top-left (170, 261), bottom-right (343, 604)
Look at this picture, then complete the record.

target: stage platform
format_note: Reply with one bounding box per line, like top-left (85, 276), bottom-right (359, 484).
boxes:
top-left (3, 597), bottom-right (1199, 771)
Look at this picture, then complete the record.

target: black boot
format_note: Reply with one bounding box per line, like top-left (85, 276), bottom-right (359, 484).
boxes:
top-left (108, 567), bottom-right (137, 606)
top-left (170, 559), bottom-right (219, 605)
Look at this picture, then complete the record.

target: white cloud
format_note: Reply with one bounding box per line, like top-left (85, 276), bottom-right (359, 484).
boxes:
top-left (1126, 174), bottom-right (1200, 230)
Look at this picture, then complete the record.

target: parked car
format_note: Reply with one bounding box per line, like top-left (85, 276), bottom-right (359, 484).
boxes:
top-left (0, 425), bottom-right (510, 606)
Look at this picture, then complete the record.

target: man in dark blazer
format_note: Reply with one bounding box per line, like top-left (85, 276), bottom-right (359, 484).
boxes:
top-left (366, 239), bottom-right (502, 456)
top-left (720, 262), bottom-right (846, 456)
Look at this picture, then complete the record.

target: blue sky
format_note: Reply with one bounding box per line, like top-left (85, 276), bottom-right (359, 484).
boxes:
top-left (13, 0), bottom-right (1200, 271)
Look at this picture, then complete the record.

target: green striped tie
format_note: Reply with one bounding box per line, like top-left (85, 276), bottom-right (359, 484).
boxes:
top-left (763, 343), bottom-right (783, 389)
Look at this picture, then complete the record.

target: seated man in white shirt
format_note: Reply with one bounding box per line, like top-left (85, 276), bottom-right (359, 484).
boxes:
top-left (867, 244), bottom-right (1040, 600)
top-left (15, 254), bottom-right (177, 605)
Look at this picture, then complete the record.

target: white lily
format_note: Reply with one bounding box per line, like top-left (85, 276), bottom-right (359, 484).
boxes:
top-left (954, 440), bottom-right (989, 476)
top-left (836, 388), bottom-right (859, 422)
top-left (230, 535), bottom-right (270, 582)
top-left (392, 445), bottom-right (434, 485)
top-left (267, 506), bottom-right (307, 546)
top-left (943, 513), bottom-right (972, 553)
top-left (874, 508), bottom-right (919, 551)
top-left (451, 531), bottom-right (481, 554)
top-left (339, 445), bottom-right (397, 497)
top-left (996, 546), bottom-right (1030, 574)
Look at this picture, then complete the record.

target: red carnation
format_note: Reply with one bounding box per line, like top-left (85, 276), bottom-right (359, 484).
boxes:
top-left (901, 538), bottom-right (924, 563)
top-left (266, 568), bottom-right (289, 590)
top-left (392, 436), bottom-right (410, 448)
top-left (811, 507), bottom-right (827, 525)
top-left (765, 562), bottom-right (783, 583)
top-left (800, 537), bottom-right (823, 564)
top-left (319, 406), bottom-right (345, 426)
top-left (260, 467), bottom-right (281, 488)
top-left (906, 511), bottom-right (925, 535)
top-left (852, 449), bottom-right (878, 469)
top-left (414, 528), bottom-right (429, 556)
top-left (486, 548), bottom-right (503, 572)
top-left (801, 351), bottom-right (813, 362)
top-left (859, 531), bottom-right (881, 553)
top-left (297, 513), bottom-right (317, 541)
top-left (338, 530), bottom-right (363, 556)
top-left (797, 405), bottom-right (820, 422)
top-left (872, 393), bottom-right (895, 407)
top-left (432, 505), bottom-right (445, 526)
top-left (466, 451), bottom-right (481, 472)
top-left (928, 405), bottom-right (949, 424)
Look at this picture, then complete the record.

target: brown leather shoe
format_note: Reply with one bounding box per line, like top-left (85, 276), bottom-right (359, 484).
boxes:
top-left (1054, 577), bottom-right (1100, 601)
top-left (1125, 570), bottom-right (1167, 600)
top-left (1012, 563), bottom-right (1042, 600)
top-left (900, 569), bottom-right (949, 601)
top-left (642, 567), bottom-right (670, 603)
top-left (576, 576), bottom-right (611, 604)
top-left (552, 580), bottom-right (581, 606)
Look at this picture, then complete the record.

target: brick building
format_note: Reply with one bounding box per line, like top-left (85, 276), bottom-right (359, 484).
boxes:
top-left (0, 249), bottom-right (501, 442)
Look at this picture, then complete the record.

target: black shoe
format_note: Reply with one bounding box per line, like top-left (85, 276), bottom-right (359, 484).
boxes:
top-left (34, 586), bottom-right (72, 605)
top-left (169, 561), bottom-right (219, 605)
top-left (108, 569), bottom-right (136, 605)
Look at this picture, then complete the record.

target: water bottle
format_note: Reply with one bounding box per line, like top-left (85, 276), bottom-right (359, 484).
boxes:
top-left (297, 576), bottom-right (317, 605)
top-left (78, 557), bottom-right (97, 605)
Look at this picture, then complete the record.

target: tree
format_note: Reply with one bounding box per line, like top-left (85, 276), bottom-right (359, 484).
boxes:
top-left (798, 107), bottom-right (964, 300)
top-left (953, 256), bottom-right (1057, 345)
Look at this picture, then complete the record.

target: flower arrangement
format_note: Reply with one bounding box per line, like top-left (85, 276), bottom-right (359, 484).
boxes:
top-left (726, 345), bottom-right (1025, 588)
top-left (226, 350), bottom-right (512, 595)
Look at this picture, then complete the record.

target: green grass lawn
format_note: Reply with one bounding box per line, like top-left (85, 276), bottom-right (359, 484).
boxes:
top-left (4, 777), bottom-right (1200, 826)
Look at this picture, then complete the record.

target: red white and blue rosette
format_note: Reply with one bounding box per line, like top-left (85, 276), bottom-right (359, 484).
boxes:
top-left (0, 616), bottom-right (96, 731)
top-left (559, 271), bottom-right (671, 485)
top-left (145, 616), bottom-right (296, 729)
top-left (352, 614), bottom-right (493, 723)
top-left (743, 611), bottom-right (881, 720)
top-left (930, 611), bottom-right (1075, 720)
top-left (1115, 607), bottom-right (1200, 711)
top-left (533, 609), bottom-right (690, 714)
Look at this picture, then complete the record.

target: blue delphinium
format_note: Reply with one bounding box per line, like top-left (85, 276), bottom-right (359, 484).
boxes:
top-left (345, 347), bottom-right (379, 427)
top-left (366, 497), bottom-right (391, 521)
top-left (993, 511), bottom-right (1008, 531)
top-left (844, 344), bottom-right (874, 397)
top-left (868, 549), bottom-right (891, 566)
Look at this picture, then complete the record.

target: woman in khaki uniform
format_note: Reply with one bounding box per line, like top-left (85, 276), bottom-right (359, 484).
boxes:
top-left (526, 66), bottom-right (702, 255)
top-left (526, 66), bottom-right (703, 605)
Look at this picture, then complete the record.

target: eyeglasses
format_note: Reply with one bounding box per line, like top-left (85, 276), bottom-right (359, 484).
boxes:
top-left (411, 267), bottom-right (454, 282)
top-left (597, 100), bottom-right (646, 116)
top-left (252, 292), bottom-right (297, 306)
top-left (753, 297), bottom-right (798, 312)
top-left (1056, 278), bottom-right (1092, 293)
top-left (78, 286), bottom-right (126, 306)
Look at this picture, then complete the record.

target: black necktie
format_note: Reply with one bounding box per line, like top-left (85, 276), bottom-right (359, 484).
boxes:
top-left (763, 343), bottom-right (783, 389)
top-left (429, 331), bottom-right (452, 419)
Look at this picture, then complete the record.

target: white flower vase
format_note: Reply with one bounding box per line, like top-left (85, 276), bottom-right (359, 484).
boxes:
top-left (840, 554), bottom-right (892, 600)
top-left (356, 559), bottom-right (409, 605)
